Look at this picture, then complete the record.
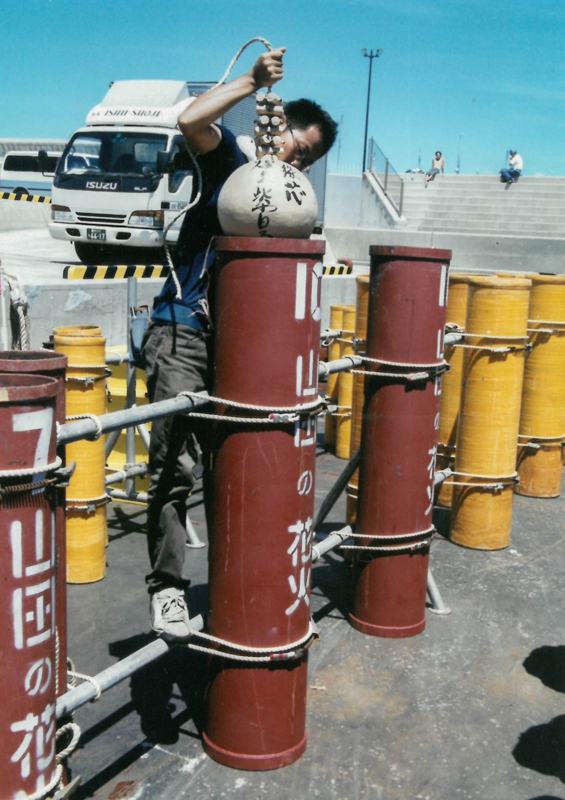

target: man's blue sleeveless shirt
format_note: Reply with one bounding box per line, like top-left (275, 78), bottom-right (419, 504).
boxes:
top-left (152, 126), bottom-right (246, 329)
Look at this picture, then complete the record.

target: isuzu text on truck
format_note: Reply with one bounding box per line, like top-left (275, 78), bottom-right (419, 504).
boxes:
top-left (48, 80), bottom-right (256, 263)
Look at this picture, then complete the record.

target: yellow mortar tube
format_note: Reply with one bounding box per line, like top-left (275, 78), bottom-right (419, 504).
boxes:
top-left (516, 274), bottom-right (565, 497)
top-left (450, 276), bottom-right (531, 550)
top-left (347, 276), bottom-right (370, 524)
top-left (436, 275), bottom-right (472, 508)
top-left (324, 305), bottom-right (350, 449)
top-left (54, 326), bottom-right (107, 583)
top-left (335, 306), bottom-right (357, 459)
top-left (65, 506), bottom-right (108, 584)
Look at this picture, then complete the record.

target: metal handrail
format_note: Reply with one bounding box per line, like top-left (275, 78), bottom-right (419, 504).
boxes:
top-left (367, 137), bottom-right (404, 216)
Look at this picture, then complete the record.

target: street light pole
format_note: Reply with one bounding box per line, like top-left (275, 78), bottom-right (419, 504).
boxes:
top-left (361, 48), bottom-right (383, 173)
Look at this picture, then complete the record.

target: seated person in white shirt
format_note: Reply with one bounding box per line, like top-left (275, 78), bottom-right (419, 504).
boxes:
top-left (500, 150), bottom-right (523, 185)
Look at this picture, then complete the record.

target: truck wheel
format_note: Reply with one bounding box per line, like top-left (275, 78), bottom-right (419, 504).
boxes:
top-left (74, 242), bottom-right (104, 264)
top-left (14, 187), bottom-right (29, 196)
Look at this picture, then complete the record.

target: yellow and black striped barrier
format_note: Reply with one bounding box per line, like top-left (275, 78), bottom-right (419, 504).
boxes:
top-left (65, 264), bottom-right (351, 279)
top-left (323, 264), bottom-right (353, 276)
top-left (0, 192), bottom-right (51, 204)
top-left (64, 264), bottom-right (170, 280)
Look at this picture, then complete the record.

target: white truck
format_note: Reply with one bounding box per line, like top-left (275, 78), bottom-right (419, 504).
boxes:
top-left (48, 80), bottom-right (256, 263)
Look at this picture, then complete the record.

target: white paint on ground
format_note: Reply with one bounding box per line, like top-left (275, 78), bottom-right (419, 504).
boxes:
top-left (179, 752), bottom-right (208, 774)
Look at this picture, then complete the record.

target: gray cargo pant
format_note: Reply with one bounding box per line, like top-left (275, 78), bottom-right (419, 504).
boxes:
top-left (141, 321), bottom-right (212, 593)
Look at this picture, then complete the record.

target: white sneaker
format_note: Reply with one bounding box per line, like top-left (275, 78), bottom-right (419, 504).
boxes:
top-left (150, 587), bottom-right (190, 641)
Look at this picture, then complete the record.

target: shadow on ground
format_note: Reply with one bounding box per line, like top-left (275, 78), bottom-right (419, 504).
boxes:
top-left (513, 715), bottom-right (565, 785)
top-left (524, 646), bottom-right (565, 694)
top-left (525, 796), bottom-right (565, 800)
top-left (71, 644), bottom-right (208, 799)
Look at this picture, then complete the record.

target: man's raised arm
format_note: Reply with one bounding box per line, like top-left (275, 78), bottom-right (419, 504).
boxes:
top-left (178, 47), bottom-right (286, 155)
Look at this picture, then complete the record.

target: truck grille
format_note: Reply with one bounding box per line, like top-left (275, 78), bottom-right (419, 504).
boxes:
top-left (76, 212), bottom-right (127, 225)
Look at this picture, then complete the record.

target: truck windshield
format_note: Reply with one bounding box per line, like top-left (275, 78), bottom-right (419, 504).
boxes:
top-left (57, 132), bottom-right (168, 177)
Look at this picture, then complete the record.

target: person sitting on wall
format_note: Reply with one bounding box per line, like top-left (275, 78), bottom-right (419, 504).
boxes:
top-left (140, 46), bottom-right (338, 642)
top-left (500, 150), bottom-right (523, 187)
top-left (424, 151), bottom-right (445, 186)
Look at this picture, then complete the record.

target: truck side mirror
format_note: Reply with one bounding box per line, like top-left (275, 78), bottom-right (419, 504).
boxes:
top-left (37, 150), bottom-right (49, 172)
top-left (156, 151), bottom-right (170, 174)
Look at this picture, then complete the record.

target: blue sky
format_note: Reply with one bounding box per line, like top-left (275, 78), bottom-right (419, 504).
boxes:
top-left (2, 0), bottom-right (564, 176)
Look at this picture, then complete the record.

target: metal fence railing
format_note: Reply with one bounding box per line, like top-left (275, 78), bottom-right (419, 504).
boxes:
top-left (367, 138), bottom-right (404, 216)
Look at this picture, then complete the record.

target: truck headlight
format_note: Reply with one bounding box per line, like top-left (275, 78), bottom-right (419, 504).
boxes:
top-left (51, 205), bottom-right (74, 222)
top-left (129, 210), bottom-right (164, 229)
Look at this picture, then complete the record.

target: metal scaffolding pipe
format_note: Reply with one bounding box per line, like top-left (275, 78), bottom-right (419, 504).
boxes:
top-left (186, 512), bottom-right (206, 549)
top-left (107, 488), bottom-right (148, 503)
top-left (106, 351), bottom-right (131, 366)
top-left (319, 355), bottom-right (364, 380)
top-left (58, 391), bottom-right (210, 445)
top-left (312, 526), bottom-right (352, 562)
top-left (314, 454), bottom-right (451, 535)
top-left (444, 331), bottom-right (463, 346)
top-left (105, 463), bottom-right (148, 486)
top-left (126, 279), bottom-right (138, 499)
top-left (434, 467), bottom-right (453, 486)
top-left (427, 568), bottom-right (452, 615)
top-left (318, 333), bottom-right (460, 382)
top-left (314, 449), bottom-right (360, 531)
top-left (137, 422), bottom-right (151, 451)
top-left (56, 615), bottom-right (204, 719)
top-left (104, 427), bottom-right (122, 459)
top-left (320, 328), bottom-right (342, 340)
top-left (105, 335), bottom-right (459, 376)
top-left (311, 527), bottom-right (451, 619)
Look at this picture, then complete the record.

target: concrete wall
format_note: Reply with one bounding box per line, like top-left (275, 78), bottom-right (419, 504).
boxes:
top-left (320, 275), bottom-right (358, 330)
top-left (359, 174), bottom-right (397, 230)
top-left (23, 279), bottom-right (165, 349)
top-left (0, 202), bottom-right (50, 232)
top-left (324, 174), bottom-right (362, 228)
top-left (23, 275), bottom-right (359, 349)
top-left (324, 172), bottom-right (399, 232)
top-left (324, 226), bottom-right (565, 275)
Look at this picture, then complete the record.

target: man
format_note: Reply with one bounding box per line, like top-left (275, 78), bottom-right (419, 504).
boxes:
top-left (500, 150), bottom-right (523, 186)
top-left (141, 47), bottom-right (338, 641)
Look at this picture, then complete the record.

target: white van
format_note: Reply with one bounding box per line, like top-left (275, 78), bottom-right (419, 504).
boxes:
top-left (0, 150), bottom-right (60, 197)
top-left (48, 80), bottom-right (255, 263)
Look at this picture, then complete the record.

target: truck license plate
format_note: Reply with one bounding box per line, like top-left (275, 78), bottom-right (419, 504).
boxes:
top-left (87, 228), bottom-right (106, 241)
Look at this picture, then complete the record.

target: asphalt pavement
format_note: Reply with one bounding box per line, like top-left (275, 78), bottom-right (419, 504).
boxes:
top-left (64, 437), bottom-right (565, 800)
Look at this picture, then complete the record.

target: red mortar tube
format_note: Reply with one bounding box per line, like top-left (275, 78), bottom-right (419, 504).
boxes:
top-left (203, 237), bottom-right (325, 770)
top-left (350, 246), bottom-right (451, 638)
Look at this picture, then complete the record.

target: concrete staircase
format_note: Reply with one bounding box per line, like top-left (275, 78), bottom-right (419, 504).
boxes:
top-left (323, 172), bottom-right (565, 277)
top-left (401, 175), bottom-right (565, 239)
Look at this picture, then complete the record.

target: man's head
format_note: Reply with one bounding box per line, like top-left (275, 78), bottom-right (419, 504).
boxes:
top-left (279, 99), bottom-right (338, 172)
top-left (509, 150), bottom-right (517, 156)
top-left (435, 151), bottom-right (442, 158)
